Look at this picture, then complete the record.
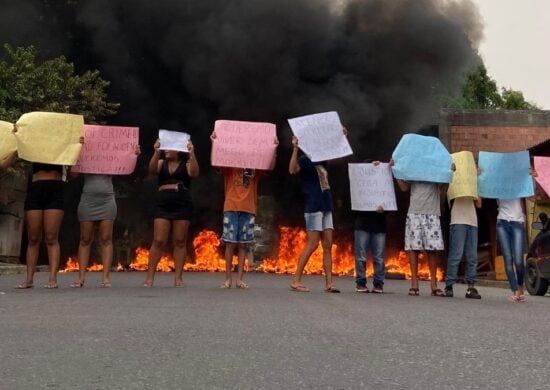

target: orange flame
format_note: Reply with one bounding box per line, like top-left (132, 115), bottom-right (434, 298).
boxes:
top-left (61, 257), bottom-right (125, 273)
top-left (62, 227), bottom-right (442, 280)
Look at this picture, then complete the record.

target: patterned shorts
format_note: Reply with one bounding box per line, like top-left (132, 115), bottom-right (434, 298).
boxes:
top-left (405, 213), bottom-right (444, 251)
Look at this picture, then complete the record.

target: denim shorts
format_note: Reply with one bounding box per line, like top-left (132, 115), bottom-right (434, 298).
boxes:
top-left (222, 211), bottom-right (255, 243)
top-left (304, 211), bottom-right (333, 232)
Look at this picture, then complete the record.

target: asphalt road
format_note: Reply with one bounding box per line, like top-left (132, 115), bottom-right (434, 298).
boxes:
top-left (1, 272), bottom-right (549, 390)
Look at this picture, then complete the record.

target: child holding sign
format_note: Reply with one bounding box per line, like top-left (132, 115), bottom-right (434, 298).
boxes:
top-left (211, 131), bottom-right (278, 289)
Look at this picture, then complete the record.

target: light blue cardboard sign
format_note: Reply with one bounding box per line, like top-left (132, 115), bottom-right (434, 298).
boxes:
top-left (391, 134), bottom-right (453, 183)
top-left (478, 150), bottom-right (534, 199)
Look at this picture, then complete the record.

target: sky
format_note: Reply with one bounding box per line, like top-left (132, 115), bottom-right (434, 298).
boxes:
top-left (471, 0), bottom-right (550, 109)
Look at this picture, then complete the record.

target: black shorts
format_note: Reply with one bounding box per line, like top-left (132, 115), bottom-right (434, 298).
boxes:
top-left (24, 180), bottom-right (65, 211)
top-left (153, 189), bottom-right (192, 220)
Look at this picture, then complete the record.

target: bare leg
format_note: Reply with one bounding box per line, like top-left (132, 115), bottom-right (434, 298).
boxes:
top-left (427, 251), bottom-right (439, 290)
top-left (291, 231), bottom-right (321, 287)
top-left (144, 218), bottom-right (170, 287)
top-left (321, 228), bottom-right (334, 288)
top-left (236, 244), bottom-right (248, 287)
top-left (409, 250), bottom-right (419, 289)
top-left (75, 221), bottom-right (95, 286)
top-left (98, 220), bottom-right (114, 286)
top-left (43, 209), bottom-right (64, 287)
top-left (19, 210), bottom-right (43, 287)
top-left (172, 220), bottom-right (190, 286)
top-left (223, 243), bottom-right (236, 287)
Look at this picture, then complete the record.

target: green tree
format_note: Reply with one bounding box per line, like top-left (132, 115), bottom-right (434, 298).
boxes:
top-left (449, 64), bottom-right (539, 110)
top-left (0, 44), bottom-right (119, 123)
top-left (460, 64), bottom-right (502, 109)
top-left (501, 88), bottom-right (538, 110)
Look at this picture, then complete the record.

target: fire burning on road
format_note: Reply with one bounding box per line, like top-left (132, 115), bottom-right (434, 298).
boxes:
top-left (61, 227), bottom-right (442, 280)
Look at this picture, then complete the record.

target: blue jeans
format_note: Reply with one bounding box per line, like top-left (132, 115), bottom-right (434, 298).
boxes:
top-left (445, 224), bottom-right (478, 287)
top-left (496, 219), bottom-right (525, 292)
top-left (354, 230), bottom-right (386, 287)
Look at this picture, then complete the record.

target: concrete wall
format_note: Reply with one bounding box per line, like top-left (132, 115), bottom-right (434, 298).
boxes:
top-left (439, 109), bottom-right (550, 155)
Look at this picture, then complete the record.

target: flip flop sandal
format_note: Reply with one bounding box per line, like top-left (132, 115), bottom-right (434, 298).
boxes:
top-left (236, 282), bottom-right (249, 289)
top-left (44, 283), bottom-right (58, 289)
top-left (408, 288), bottom-right (420, 296)
top-left (15, 283), bottom-right (33, 289)
top-left (70, 281), bottom-right (84, 288)
top-left (220, 281), bottom-right (232, 289)
top-left (325, 286), bottom-right (340, 293)
top-left (431, 289), bottom-right (445, 297)
top-left (101, 282), bottom-right (112, 288)
top-left (290, 284), bottom-right (309, 292)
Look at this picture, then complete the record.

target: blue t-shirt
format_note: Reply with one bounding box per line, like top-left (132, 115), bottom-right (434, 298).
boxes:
top-left (298, 155), bottom-right (332, 213)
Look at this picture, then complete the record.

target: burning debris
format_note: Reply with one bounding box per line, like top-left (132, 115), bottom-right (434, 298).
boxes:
top-left (62, 227), bottom-right (443, 280)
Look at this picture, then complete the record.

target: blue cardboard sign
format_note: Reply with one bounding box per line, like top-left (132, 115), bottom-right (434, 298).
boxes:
top-left (478, 150), bottom-right (534, 199)
top-left (391, 134), bottom-right (453, 183)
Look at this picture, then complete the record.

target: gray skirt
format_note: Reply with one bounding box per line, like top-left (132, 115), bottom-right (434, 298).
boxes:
top-left (78, 192), bottom-right (117, 222)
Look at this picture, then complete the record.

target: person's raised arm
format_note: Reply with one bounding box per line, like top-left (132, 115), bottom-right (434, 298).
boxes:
top-left (0, 151), bottom-right (17, 170)
top-left (396, 179), bottom-right (410, 192)
top-left (148, 139), bottom-right (162, 175)
top-left (186, 140), bottom-right (200, 178)
top-left (289, 136), bottom-right (300, 175)
top-left (267, 136), bottom-right (279, 172)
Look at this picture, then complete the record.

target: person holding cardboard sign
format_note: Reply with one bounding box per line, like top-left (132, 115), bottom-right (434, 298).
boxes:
top-left (70, 144), bottom-right (141, 289)
top-left (16, 162), bottom-right (66, 289)
top-left (143, 138), bottom-right (199, 287)
top-left (288, 130), bottom-right (348, 293)
top-left (211, 131), bottom-right (278, 289)
top-left (395, 165), bottom-right (452, 297)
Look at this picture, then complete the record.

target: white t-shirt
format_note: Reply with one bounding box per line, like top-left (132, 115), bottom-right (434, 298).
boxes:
top-left (497, 199), bottom-right (524, 223)
top-left (450, 197), bottom-right (477, 227)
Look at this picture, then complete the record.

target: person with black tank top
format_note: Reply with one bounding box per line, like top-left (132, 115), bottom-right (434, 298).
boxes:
top-left (143, 138), bottom-right (199, 287)
top-left (16, 162), bottom-right (65, 289)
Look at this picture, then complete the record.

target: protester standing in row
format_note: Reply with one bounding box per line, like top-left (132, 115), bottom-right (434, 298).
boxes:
top-left (16, 163), bottom-right (66, 289)
top-left (70, 145), bottom-right (141, 288)
top-left (353, 160), bottom-right (389, 294)
top-left (496, 198), bottom-right (527, 302)
top-left (143, 139), bottom-right (199, 287)
top-left (211, 131), bottom-right (278, 289)
top-left (289, 134), bottom-right (343, 293)
top-left (396, 178), bottom-right (447, 296)
top-left (444, 196), bottom-right (482, 299)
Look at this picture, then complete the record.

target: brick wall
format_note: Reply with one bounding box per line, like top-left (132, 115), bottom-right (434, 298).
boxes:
top-left (450, 126), bottom-right (550, 156)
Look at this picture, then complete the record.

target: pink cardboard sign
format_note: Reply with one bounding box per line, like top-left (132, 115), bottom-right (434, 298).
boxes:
top-left (72, 125), bottom-right (139, 175)
top-left (535, 156), bottom-right (550, 197)
top-left (211, 120), bottom-right (276, 170)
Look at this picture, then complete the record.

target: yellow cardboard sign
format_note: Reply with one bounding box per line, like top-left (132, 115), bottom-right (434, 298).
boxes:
top-left (0, 121), bottom-right (17, 161)
top-left (448, 151), bottom-right (478, 200)
top-left (14, 112), bottom-right (84, 165)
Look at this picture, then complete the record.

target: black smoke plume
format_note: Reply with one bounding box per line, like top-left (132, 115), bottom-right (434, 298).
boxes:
top-left (0, 0), bottom-right (482, 256)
